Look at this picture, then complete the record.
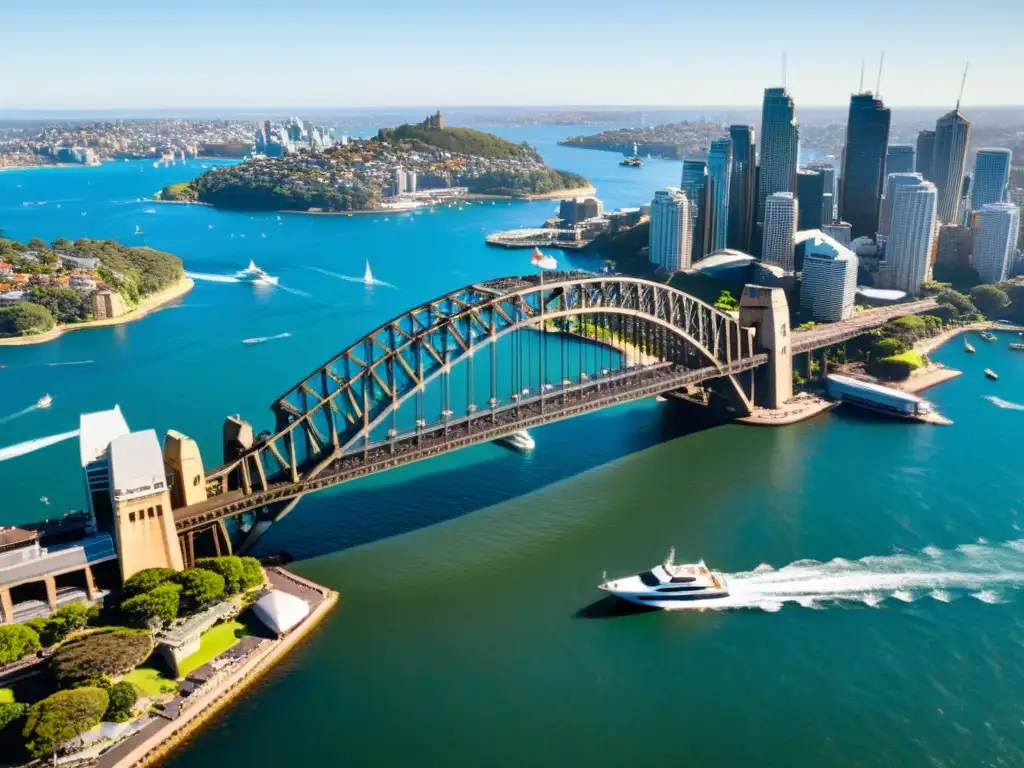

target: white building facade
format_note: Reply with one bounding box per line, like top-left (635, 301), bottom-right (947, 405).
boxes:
top-left (648, 188), bottom-right (693, 271)
top-left (878, 172), bottom-right (924, 236)
top-left (761, 192), bottom-right (798, 271)
top-left (971, 148), bottom-right (1012, 211)
top-left (800, 233), bottom-right (859, 322)
top-left (972, 202), bottom-right (1021, 284)
top-left (886, 180), bottom-right (938, 295)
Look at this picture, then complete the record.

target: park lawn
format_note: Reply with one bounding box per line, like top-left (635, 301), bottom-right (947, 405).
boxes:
top-left (175, 620), bottom-right (246, 679)
top-left (122, 665), bottom-right (177, 697)
top-left (0, 688), bottom-right (14, 704)
top-left (881, 350), bottom-right (925, 369)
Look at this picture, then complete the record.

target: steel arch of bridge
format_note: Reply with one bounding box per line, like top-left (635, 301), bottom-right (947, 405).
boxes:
top-left (210, 273), bottom-right (754, 495)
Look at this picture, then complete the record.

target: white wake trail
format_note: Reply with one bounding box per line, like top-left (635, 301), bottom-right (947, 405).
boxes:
top-left (664, 541), bottom-right (1024, 612)
top-left (0, 404), bottom-right (41, 426)
top-left (307, 266), bottom-right (395, 289)
top-left (243, 332), bottom-right (291, 345)
top-left (985, 395), bottom-right (1024, 411)
top-left (0, 430), bottom-right (80, 463)
top-left (185, 271), bottom-right (241, 284)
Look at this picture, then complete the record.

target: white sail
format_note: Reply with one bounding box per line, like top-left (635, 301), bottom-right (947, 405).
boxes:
top-left (364, 260), bottom-right (373, 285)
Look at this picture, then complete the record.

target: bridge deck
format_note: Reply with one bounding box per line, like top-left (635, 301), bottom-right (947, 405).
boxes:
top-left (175, 355), bottom-right (765, 532)
top-left (791, 299), bottom-right (938, 352)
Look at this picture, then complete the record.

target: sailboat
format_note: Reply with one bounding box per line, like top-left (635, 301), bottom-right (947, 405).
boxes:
top-left (363, 260), bottom-right (374, 285)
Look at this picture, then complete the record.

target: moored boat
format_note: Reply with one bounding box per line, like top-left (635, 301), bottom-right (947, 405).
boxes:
top-left (599, 549), bottom-right (729, 608)
top-left (964, 338), bottom-right (975, 353)
top-left (984, 369), bottom-right (999, 380)
top-left (980, 331), bottom-right (997, 342)
top-left (1009, 343), bottom-right (1024, 351)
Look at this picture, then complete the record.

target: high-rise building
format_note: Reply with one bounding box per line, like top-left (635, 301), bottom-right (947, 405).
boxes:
top-left (916, 130), bottom-right (936, 180)
top-left (886, 180), bottom-right (938, 295)
top-left (707, 138), bottom-right (732, 252)
top-left (886, 144), bottom-right (916, 175)
top-left (806, 161), bottom-right (837, 222)
top-left (796, 169), bottom-right (825, 230)
top-left (681, 156), bottom-right (711, 259)
top-left (756, 88), bottom-right (799, 244)
top-left (838, 93), bottom-right (891, 239)
top-left (727, 125), bottom-right (757, 253)
top-left (800, 233), bottom-right (859, 322)
top-left (972, 202), bottom-right (1021, 283)
top-left (823, 221), bottom-right (852, 246)
top-left (971, 148), bottom-right (1013, 211)
top-left (648, 188), bottom-right (693, 271)
top-left (931, 110), bottom-right (972, 224)
top-left (935, 224), bottom-right (972, 267)
top-left (879, 172), bottom-right (924, 236)
top-left (761, 192), bottom-right (798, 271)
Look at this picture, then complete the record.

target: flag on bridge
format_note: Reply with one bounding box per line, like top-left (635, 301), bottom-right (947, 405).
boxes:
top-left (531, 247), bottom-right (557, 270)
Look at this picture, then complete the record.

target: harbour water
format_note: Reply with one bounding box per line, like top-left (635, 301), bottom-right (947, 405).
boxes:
top-left (2, 128), bottom-right (1024, 766)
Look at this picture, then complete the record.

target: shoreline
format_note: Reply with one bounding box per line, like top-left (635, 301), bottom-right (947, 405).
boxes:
top-left (114, 569), bottom-right (338, 768)
top-left (0, 278), bottom-right (194, 347)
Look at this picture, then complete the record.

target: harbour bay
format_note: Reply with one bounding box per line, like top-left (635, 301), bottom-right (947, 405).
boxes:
top-left (2, 126), bottom-right (1024, 766)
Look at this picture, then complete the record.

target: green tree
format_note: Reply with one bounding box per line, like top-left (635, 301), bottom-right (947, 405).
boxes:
top-left (0, 624), bottom-right (41, 665)
top-left (102, 681), bottom-right (137, 723)
top-left (123, 567), bottom-right (176, 598)
top-left (0, 702), bottom-right (25, 731)
top-left (936, 289), bottom-right (979, 319)
top-left (0, 302), bottom-right (55, 337)
top-left (26, 237), bottom-right (48, 251)
top-left (969, 284), bottom-right (1011, 318)
top-left (870, 337), bottom-right (907, 360)
top-left (196, 556), bottom-right (245, 594)
top-left (713, 289), bottom-right (739, 312)
top-left (52, 602), bottom-right (97, 634)
top-left (22, 687), bottom-right (109, 760)
top-left (28, 286), bottom-right (88, 324)
top-left (121, 584), bottom-right (181, 630)
top-left (50, 237), bottom-right (73, 251)
top-left (173, 568), bottom-right (226, 609)
top-left (239, 557), bottom-right (265, 590)
top-left (50, 629), bottom-right (153, 689)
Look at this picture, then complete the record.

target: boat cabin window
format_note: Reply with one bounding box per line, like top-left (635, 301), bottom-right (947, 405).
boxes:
top-left (657, 585), bottom-right (707, 592)
top-left (638, 571), bottom-right (661, 588)
top-left (669, 575), bottom-right (697, 583)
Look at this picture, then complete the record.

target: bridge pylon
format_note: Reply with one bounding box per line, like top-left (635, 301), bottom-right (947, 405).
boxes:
top-left (738, 285), bottom-right (793, 409)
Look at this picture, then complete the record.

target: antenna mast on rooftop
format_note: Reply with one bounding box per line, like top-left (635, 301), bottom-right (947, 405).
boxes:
top-left (956, 62), bottom-right (969, 111)
top-left (859, 60), bottom-right (865, 93)
top-left (782, 52), bottom-right (787, 89)
top-left (876, 51), bottom-right (885, 97)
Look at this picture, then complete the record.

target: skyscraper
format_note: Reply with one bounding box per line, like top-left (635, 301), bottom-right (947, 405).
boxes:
top-left (707, 138), bottom-right (732, 252)
top-left (838, 92), bottom-right (891, 239)
top-left (761, 192), bottom-right (798, 271)
top-left (800, 233), bottom-right (859, 322)
top-left (886, 144), bottom-right (916, 175)
top-left (931, 109), bottom-right (972, 224)
top-left (796, 169), bottom-right (825, 230)
top-left (806, 162), bottom-right (837, 223)
top-left (886, 180), bottom-right (938, 295)
top-left (756, 88), bottom-right (799, 246)
top-left (681, 156), bottom-right (711, 259)
top-left (879, 172), bottom-right (924, 236)
top-left (727, 125), bottom-right (757, 253)
top-left (916, 130), bottom-right (936, 180)
top-left (648, 188), bottom-right (693, 271)
top-left (971, 148), bottom-right (1013, 211)
top-left (972, 203), bottom-right (1021, 283)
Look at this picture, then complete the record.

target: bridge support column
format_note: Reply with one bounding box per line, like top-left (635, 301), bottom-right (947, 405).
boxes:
top-left (738, 285), bottom-right (792, 409)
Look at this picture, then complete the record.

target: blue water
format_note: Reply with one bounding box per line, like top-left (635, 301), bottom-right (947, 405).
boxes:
top-left (3, 127), bottom-right (1024, 767)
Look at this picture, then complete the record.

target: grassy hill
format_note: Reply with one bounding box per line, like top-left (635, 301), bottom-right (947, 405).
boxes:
top-left (377, 124), bottom-right (539, 160)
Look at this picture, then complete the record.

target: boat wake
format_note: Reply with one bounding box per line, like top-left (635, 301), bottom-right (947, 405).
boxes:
top-left (664, 540), bottom-right (1024, 612)
top-left (0, 430), bottom-right (80, 463)
top-left (47, 360), bottom-right (94, 367)
top-left (274, 283), bottom-right (311, 298)
top-left (0, 404), bottom-right (42, 426)
top-left (185, 271), bottom-right (241, 284)
top-left (243, 332), bottom-right (291, 345)
top-left (985, 395), bottom-right (1024, 411)
top-left (307, 266), bottom-right (395, 289)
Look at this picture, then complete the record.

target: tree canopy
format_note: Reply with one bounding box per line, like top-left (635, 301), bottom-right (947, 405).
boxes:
top-left (713, 290), bottom-right (740, 312)
top-left (22, 688), bottom-right (108, 759)
top-left (0, 624), bottom-right (41, 665)
top-left (121, 583), bottom-right (181, 630)
top-left (123, 567), bottom-right (177, 598)
top-left (50, 629), bottom-right (153, 688)
top-left (0, 302), bottom-right (55, 337)
top-left (103, 681), bottom-right (137, 723)
top-left (969, 284), bottom-right (1011, 318)
top-left (174, 568), bottom-right (226, 608)
top-left (377, 124), bottom-right (538, 160)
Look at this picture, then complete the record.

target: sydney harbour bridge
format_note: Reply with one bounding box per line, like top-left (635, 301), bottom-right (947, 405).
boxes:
top-left (169, 272), bottom-right (936, 562)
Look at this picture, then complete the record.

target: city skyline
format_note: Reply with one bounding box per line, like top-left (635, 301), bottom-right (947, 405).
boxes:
top-left (4, 0), bottom-right (1024, 110)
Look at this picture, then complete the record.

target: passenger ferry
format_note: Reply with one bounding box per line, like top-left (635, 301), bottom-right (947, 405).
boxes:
top-left (236, 260), bottom-right (278, 285)
top-left (497, 430), bottom-right (535, 451)
top-left (598, 549), bottom-right (729, 608)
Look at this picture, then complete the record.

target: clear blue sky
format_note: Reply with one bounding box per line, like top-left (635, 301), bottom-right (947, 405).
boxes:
top-left (4, 0), bottom-right (1023, 109)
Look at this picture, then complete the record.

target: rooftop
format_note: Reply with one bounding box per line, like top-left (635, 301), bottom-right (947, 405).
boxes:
top-left (79, 405), bottom-right (130, 468)
top-left (109, 429), bottom-right (167, 502)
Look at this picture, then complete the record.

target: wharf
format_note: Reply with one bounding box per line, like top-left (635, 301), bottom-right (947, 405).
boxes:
top-left (485, 228), bottom-right (591, 249)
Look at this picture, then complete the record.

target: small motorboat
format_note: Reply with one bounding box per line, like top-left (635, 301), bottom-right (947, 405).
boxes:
top-left (980, 331), bottom-right (997, 342)
top-left (497, 429), bottom-right (535, 451)
top-left (39, 496), bottom-right (49, 505)
top-left (1009, 343), bottom-right (1024, 351)
top-left (37, 394), bottom-right (52, 408)
top-left (964, 338), bottom-right (976, 353)
top-left (236, 259), bottom-right (278, 285)
top-left (598, 549), bottom-right (729, 608)
top-left (984, 369), bottom-right (999, 380)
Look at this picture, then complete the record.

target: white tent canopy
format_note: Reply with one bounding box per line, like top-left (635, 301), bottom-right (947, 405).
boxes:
top-left (252, 589), bottom-right (309, 636)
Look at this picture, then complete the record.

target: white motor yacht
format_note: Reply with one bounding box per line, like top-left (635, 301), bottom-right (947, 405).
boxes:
top-left (37, 394), bottom-right (53, 409)
top-left (236, 259), bottom-right (278, 285)
top-left (497, 429), bottom-right (535, 451)
top-left (599, 549), bottom-right (729, 608)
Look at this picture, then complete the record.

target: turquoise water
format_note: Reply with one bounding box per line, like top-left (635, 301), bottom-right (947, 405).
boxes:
top-left (3, 129), bottom-right (1024, 767)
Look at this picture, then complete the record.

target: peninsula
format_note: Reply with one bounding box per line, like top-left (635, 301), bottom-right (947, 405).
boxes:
top-left (0, 237), bottom-right (188, 343)
top-left (160, 112), bottom-right (590, 213)
top-left (559, 120), bottom-right (728, 160)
